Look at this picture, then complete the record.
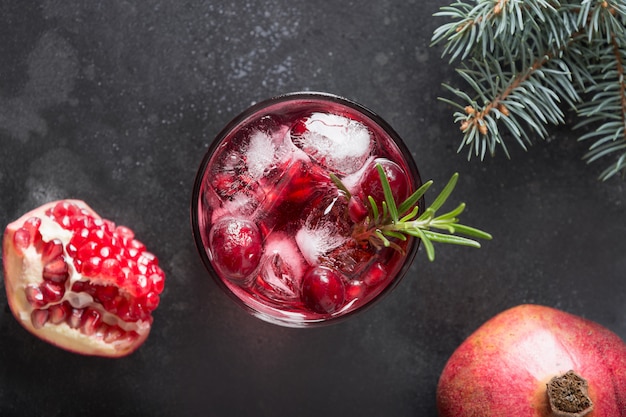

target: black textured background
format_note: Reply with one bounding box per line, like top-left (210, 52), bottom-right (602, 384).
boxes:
top-left (1, 1), bottom-right (624, 416)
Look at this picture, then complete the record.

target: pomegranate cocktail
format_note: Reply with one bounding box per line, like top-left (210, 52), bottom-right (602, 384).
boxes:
top-left (191, 92), bottom-right (490, 327)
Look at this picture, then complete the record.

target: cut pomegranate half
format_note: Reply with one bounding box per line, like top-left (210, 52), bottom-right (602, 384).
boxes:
top-left (2, 199), bottom-right (165, 357)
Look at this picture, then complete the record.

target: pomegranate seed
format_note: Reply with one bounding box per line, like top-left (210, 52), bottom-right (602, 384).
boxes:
top-left (100, 258), bottom-right (122, 279)
top-left (49, 201), bottom-right (69, 218)
top-left (40, 281), bottom-right (65, 303)
top-left (129, 239), bottom-right (146, 253)
top-left (104, 325), bottom-right (124, 343)
top-left (109, 234), bottom-right (121, 248)
top-left (138, 251), bottom-right (157, 266)
top-left (115, 267), bottom-right (131, 286)
top-left (99, 246), bottom-right (112, 258)
top-left (41, 239), bottom-right (63, 263)
top-left (93, 322), bottom-right (109, 338)
top-left (31, 309), bottom-right (49, 329)
top-left (116, 298), bottom-right (131, 321)
top-left (58, 215), bottom-right (72, 228)
top-left (82, 256), bottom-right (103, 277)
top-left (364, 262), bottom-right (388, 287)
top-left (71, 227), bottom-right (90, 247)
top-left (13, 228), bottom-right (32, 253)
top-left (89, 228), bottom-right (106, 243)
top-left (137, 263), bottom-right (148, 275)
top-left (23, 217), bottom-right (42, 237)
top-left (13, 217), bottom-right (42, 253)
top-left (127, 301), bottom-right (149, 322)
top-left (25, 285), bottom-right (45, 308)
top-left (125, 247), bottom-right (140, 259)
top-left (103, 294), bottom-right (125, 313)
top-left (119, 330), bottom-right (140, 345)
top-left (42, 257), bottom-right (69, 283)
top-left (345, 279), bottom-right (366, 301)
top-left (66, 242), bottom-right (78, 258)
top-left (69, 214), bottom-right (93, 230)
top-left (71, 280), bottom-right (88, 293)
top-left (94, 285), bottom-right (118, 303)
top-left (102, 219), bottom-right (116, 233)
top-left (127, 302), bottom-right (142, 321)
top-left (133, 274), bottom-right (150, 297)
top-left (150, 273), bottom-right (165, 293)
top-left (48, 302), bottom-right (71, 324)
top-left (143, 292), bottom-right (160, 310)
top-left (85, 282), bottom-right (99, 296)
top-left (80, 308), bottom-right (101, 335)
top-left (115, 225), bottom-right (135, 240)
top-left (76, 241), bottom-right (99, 265)
top-left (68, 308), bottom-right (84, 329)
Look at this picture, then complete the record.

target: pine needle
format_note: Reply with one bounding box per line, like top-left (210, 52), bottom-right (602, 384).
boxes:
top-left (432, 0), bottom-right (626, 180)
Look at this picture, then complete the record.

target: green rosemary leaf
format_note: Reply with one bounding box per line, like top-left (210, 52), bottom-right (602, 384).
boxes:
top-left (421, 230), bottom-right (482, 248)
top-left (414, 228), bottom-right (435, 262)
top-left (368, 196), bottom-right (379, 220)
top-left (329, 172), bottom-right (351, 199)
top-left (399, 205), bottom-right (421, 223)
top-left (439, 223), bottom-right (494, 240)
top-left (397, 180), bottom-right (433, 215)
top-left (431, 202), bottom-right (467, 221)
top-left (381, 200), bottom-right (389, 220)
top-left (418, 172), bottom-right (459, 219)
top-left (384, 230), bottom-right (408, 241)
top-left (376, 164), bottom-right (399, 222)
top-left (375, 230), bottom-right (390, 247)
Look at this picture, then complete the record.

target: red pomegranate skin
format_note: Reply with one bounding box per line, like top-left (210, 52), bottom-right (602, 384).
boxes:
top-left (437, 304), bottom-right (626, 417)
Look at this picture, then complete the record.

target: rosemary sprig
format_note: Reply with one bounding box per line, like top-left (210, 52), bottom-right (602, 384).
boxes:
top-left (332, 164), bottom-right (492, 261)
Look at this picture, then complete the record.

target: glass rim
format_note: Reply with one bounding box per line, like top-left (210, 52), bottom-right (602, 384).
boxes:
top-left (190, 91), bottom-right (422, 327)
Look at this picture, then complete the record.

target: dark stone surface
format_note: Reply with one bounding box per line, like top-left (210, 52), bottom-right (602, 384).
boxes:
top-left (0, 1), bottom-right (624, 416)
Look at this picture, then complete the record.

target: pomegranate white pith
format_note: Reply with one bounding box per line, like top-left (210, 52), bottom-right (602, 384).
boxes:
top-left (3, 200), bottom-right (165, 357)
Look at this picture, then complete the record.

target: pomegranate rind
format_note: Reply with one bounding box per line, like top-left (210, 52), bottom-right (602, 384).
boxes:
top-left (2, 199), bottom-right (152, 357)
top-left (436, 304), bottom-right (626, 417)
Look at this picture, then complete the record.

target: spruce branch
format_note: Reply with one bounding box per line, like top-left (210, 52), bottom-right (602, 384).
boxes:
top-left (432, 0), bottom-right (626, 180)
top-left (576, 32), bottom-right (626, 179)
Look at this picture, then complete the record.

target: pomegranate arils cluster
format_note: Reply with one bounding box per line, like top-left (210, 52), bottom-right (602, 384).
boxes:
top-left (4, 199), bottom-right (166, 356)
top-left (43, 202), bottom-right (165, 321)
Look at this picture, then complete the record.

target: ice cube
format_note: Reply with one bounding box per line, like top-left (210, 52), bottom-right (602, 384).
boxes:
top-left (255, 233), bottom-right (306, 302)
top-left (295, 208), bottom-right (349, 267)
top-left (247, 159), bottom-right (334, 239)
top-left (245, 125), bottom-right (309, 180)
top-left (210, 192), bottom-right (259, 223)
top-left (246, 130), bottom-right (280, 180)
top-left (291, 112), bottom-right (373, 175)
top-left (209, 123), bottom-right (310, 220)
top-left (209, 149), bottom-right (249, 200)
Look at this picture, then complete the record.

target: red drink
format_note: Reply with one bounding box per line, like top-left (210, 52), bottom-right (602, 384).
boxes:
top-left (192, 92), bottom-right (422, 327)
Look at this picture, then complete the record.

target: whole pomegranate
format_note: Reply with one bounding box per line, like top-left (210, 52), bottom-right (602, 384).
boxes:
top-left (437, 304), bottom-right (626, 417)
top-left (2, 200), bottom-right (165, 357)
